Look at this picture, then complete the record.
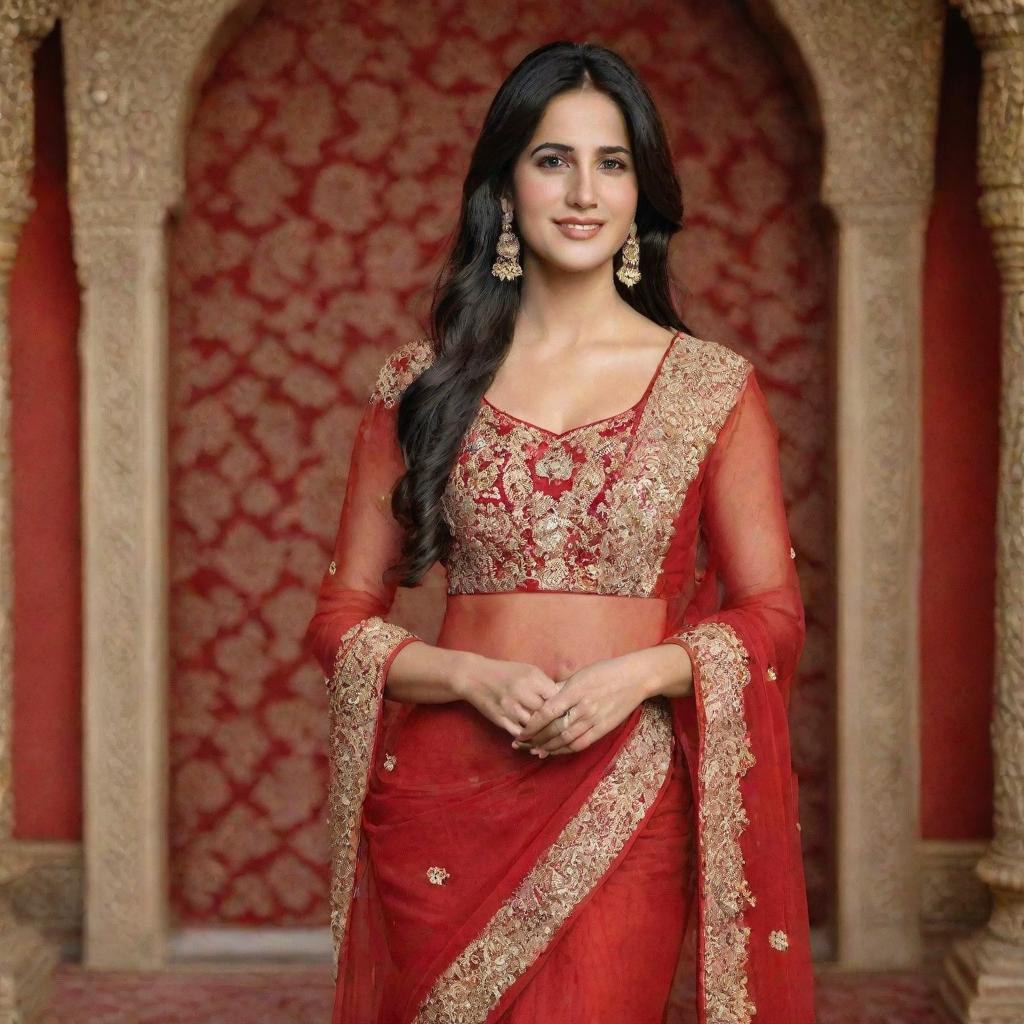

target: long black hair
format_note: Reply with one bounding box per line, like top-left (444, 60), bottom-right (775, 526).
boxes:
top-left (390, 40), bottom-right (692, 586)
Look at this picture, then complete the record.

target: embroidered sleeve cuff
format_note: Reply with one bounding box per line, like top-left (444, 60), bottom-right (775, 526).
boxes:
top-left (325, 616), bottom-right (421, 982)
top-left (332, 617), bottom-right (423, 699)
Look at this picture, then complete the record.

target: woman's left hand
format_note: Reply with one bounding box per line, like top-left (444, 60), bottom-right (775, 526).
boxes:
top-left (511, 651), bottom-right (653, 757)
top-left (513, 643), bottom-right (693, 756)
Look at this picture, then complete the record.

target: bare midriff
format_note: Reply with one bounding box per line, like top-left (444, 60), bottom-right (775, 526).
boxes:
top-left (375, 591), bottom-right (672, 792)
top-left (436, 591), bottom-right (670, 678)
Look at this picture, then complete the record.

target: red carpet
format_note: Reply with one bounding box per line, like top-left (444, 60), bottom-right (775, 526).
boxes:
top-left (40, 964), bottom-right (958, 1022)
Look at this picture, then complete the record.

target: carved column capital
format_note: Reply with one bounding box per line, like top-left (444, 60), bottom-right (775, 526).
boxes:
top-left (953, 1), bottom-right (1024, 46)
top-left (956, 1), bottom-right (1024, 288)
top-left (0, 1), bottom-right (62, 284)
top-left (0, 1), bottom-right (63, 41)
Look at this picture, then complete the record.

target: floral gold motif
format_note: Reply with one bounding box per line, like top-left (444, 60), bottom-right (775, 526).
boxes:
top-left (370, 337), bottom-right (436, 408)
top-left (328, 560), bottom-right (336, 576)
top-left (427, 866), bottom-right (450, 885)
top-left (769, 929), bottom-right (789, 951)
top-left (383, 752), bottom-right (396, 772)
top-left (534, 441), bottom-right (576, 481)
top-left (670, 621), bottom-right (758, 1024)
top-left (414, 702), bottom-right (674, 1022)
top-left (766, 665), bottom-right (777, 681)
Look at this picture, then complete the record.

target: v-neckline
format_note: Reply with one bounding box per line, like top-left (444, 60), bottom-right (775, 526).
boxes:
top-left (480, 328), bottom-right (683, 440)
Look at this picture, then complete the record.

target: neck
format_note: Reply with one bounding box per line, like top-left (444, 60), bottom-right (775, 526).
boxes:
top-left (514, 253), bottom-right (627, 348)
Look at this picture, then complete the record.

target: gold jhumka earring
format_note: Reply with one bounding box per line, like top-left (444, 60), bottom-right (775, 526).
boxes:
top-left (615, 221), bottom-right (641, 287)
top-left (491, 196), bottom-right (523, 281)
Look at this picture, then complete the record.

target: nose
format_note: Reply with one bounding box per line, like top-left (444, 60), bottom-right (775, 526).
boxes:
top-left (566, 165), bottom-right (598, 209)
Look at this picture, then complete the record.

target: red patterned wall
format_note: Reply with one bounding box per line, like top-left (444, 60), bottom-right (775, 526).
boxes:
top-left (167, 0), bottom-right (831, 927)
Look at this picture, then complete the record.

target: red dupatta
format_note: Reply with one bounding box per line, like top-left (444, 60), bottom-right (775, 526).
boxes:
top-left (662, 351), bottom-right (815, 1023)
top-left (305, 334), bottom-right (816, 1023)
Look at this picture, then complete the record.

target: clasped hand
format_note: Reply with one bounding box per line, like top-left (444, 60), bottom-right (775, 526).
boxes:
top-left (511, 652), bottom-right (652, 758)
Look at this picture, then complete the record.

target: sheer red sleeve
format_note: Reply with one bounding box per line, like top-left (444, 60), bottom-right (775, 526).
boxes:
top-left (304, 342), bottom-right (432, 982)
top-left (303, 362), bottom-right (424, 686)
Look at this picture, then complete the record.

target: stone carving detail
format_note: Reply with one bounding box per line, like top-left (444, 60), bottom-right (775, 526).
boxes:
top-left (58, 0), bottom-right (267, 971)
top-left (941, 3), bottom-right (1024, 1020)
top-left (920, 842), bottom-right (992, 929)
top-left (752, 0), bottom-right (945, 967)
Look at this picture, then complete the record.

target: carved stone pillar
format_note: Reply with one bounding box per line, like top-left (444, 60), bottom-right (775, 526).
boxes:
top-left (0, 3), bottom-right (66, 1020)
top-left (750, 0), bottom-right (946, 966)
top-left (60, 0), bottom-right (263, 968)
top-left (941, 2), bottom-right (1024, 1020)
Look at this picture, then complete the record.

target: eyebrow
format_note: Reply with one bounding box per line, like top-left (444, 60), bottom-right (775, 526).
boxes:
top-left (529, 142), bottom-right (632, 158)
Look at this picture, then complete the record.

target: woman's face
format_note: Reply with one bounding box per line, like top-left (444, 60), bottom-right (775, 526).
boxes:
top-left (510, 88), bottom-right (639, 278)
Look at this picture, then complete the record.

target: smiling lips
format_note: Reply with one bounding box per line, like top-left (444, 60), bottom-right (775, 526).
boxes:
top-left (554, 219), bottom-right (604, 239)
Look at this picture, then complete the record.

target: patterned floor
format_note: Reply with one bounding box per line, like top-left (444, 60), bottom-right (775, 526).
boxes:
top-left (39, 964), bottom-right (960, 1023)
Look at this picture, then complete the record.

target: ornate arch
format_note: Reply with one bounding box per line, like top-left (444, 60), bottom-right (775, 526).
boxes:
top-left (1, 0), bottom-right (955, 1006)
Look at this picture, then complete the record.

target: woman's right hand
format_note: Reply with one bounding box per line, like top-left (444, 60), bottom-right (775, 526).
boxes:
top-left (456, 653), bottom-right (563, 740)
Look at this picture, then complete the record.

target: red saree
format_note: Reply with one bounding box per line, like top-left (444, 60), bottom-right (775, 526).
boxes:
top-left (305, 330), bottom-right (816, 1023)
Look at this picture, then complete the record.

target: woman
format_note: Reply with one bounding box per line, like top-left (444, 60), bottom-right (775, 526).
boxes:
top-left (305, 40), bottom-right (815, 1024)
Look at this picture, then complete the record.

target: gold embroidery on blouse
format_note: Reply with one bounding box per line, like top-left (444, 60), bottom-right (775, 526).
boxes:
top-left (369, 337), bottom-right (435, 408)
top-left (427, 866), bottom-right (450, 885)
top-left (673, 621), bottom-right (758, 1024)
top-left (328, 560), bottom-right (337, 576)
top-left (766, 665), bottom-right (777, 681)
top-left (325, 617), bottom-right (417, 984)
top-left (383, 752), bottom-right (396, 772)
top-left (442, 405), bottom-right (637, 593)
top-left (769, 929), bottom-right (789, 951)
top-left (442, 334), bottom-right (751, 596)
top-left (413, 701), bottom-right (674, 1022)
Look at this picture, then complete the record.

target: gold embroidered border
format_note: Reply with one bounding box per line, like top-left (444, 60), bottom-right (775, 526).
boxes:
top-left (325, 615), bottom-right (417, 981)
top-left (370, 336), bottom-right (435, 408)
top-left (675, 620), bottom-right (758, 1024)
top-left (413, 700), bottom-right (675, 1023)
top-left (616, 335), bottom-right (751, 592)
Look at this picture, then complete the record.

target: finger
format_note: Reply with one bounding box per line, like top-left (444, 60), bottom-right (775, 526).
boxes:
top-left (525, 707), bottom-right (585, 753)
top-left (552, 724), bottom-right (598, 757)
top-left (498, 715), bottom-right (526, 738)
top-left (527, 720), bottom-right (564, 747)
top-left (540, 724), bottom-right (598, 757)
top-left (538, 719), bottom-right (593, 753)
top-left (501, 701), bottom-right (533, 731)
top-left (517, 697), bottom-right (574, 741)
